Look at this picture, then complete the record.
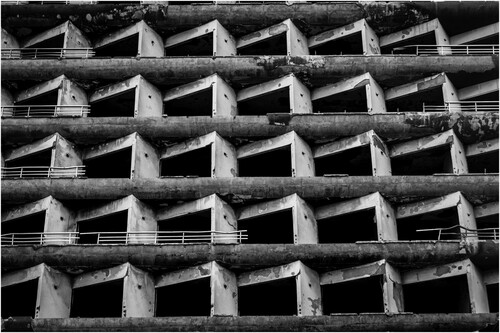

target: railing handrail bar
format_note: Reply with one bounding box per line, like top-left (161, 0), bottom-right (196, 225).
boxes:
top-left (1, 166), bottom-right (85, 169)
top-left (79, 230), bottom-right (248, 235)
top-left (417, 224), bottom-right (498, 233)
top-left (1, 104), bottom-right (91, 108)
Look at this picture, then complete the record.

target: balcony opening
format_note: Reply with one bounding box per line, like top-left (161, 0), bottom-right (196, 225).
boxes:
top-left (397, 207), bottom-right (461, 241)
top-left (160, 145), bottom-right (212, 177)
top-left (165, 34), bottom-right (213, 56)
top-left (77, 210), bottom-right (128, 244)
top-left (157, 208), bottom-right (212, 243)
top-left (238, 87), bottom-right (290, 115)
top-left (318, 208), bottom-right (377, 243)
top-left (383, 31), bottom-right (436, 54)
top-left (164, 87), bottom-right (212, 116)
top-left (322, 275), bottom-right (384, 314)
top-left (70, 279), bottom-right (124, 318)
top-left (238, 33), bottom-right (287, 55)
top-left (21, 33), bottom-right (65, 58)
top-left (315, 145), bottom-right (372, 176)
top-left (84, 147), bottom-right (132, 178)
top-left (90, 88), bottom-right (136, 117)
top-left (94, 34), bottom-right (139, 57)
top-left (16, 89), bottom-right (59, 106)
top-left (239, 277), bottom-right (297, 316)
top-left (1, 278), bottom-right (39, 318)
top-left (239, 146), bottom-right (292, 177)
top-left (403, 275), bottom-right (471, 313)
top-left (155, 277), bottom-right (211, 316)
top-left (391, 145), bottom-right (452, 175)
top-left (313, 86), bottom-right (368, 113)
top-left (1, 211), bottom-right (46, 244)
top-left (5, 148), bottom-right (52, 168)
top-left (464, 34), bottom-right (499, 46)
top-left (476, 212), bottom-right (499, 241)
top-left (487, 283), bottom-right (499, 312)
top-left (386, 86), bottom-right (444, 112)
top-left (239, 208), bottom-right (294, 244)
top-left (310, 31), bottom-right (364, 55)
top-left (467, 151), bottom-right (499, 173)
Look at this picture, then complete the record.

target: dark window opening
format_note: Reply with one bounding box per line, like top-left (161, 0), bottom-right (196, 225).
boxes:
top-left (156, 277), bottom-right (211, 316)
top-left (239, 277), bottom-right (297, 316)
top-left (386, 86), bottom-right (445, 112)
top-left (77, 210), bottom-right (128, 244)
top-left (164, 87), bottom-right (213, 116)
top-left (310, 32), bottom-right (364, 55)
top-left (157, 208), bottom-right (211, 243)
top-left (487, 283), bottom-right (499, 313)
top-left (238, 33), bottom-right (287, 55)
top-left (1, 211), bottom-right (46, 243)
top-left (84, 147), bottom-right (132, 178)
top-left (5, 148), bottom-right (52, 168)
top-left (23, 34), bottom-right (65, 53)
top-left (313, 86), bottom-right (367, 113)
top-left (384, 32), bottom-right (437, 55)
top-left (1, 278), bottom-right (39, 319)
top-left (322, 275), bottom-right (384, 314)
top-left (16, 89), bottom-right (59, 106)
top-left (318, 208), bottom-right (378, 243)
top-left (165, 34), bottom-right (213, 56)
top-left (467, 151), bottom-right (499, 174)
top-left (238, 87), bottom-right (290, 115)
top-left (70, 279), bottom-right (124, 318)
top-left (463, 91), bottom-right (499, 103)
top-left (391, 145), bottom-right (452, 176)
top-left (397, 207), bottom-right (461, 241)
top-left (239, 146), bottom-right (292, 177)
top-left (90, 88), bottom-right (136, 117)
top-left (239, 208), bottom-right (294, 244)
top-left (160, 144), bottom-right (212, 177)
top-left (403, 275), bottom-right (471, 313)
top-left (315, 145), bottom-right (372, 176)
top-left (466, 34), bottom-right (499, 46)
top-left (94, 34), bottom-right (139, 57)
top-left (476, 214), bottom-right (499, 241)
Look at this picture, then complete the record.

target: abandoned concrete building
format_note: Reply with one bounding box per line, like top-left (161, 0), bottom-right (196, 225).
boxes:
top-left (1, 1), bottom-right (499, 331)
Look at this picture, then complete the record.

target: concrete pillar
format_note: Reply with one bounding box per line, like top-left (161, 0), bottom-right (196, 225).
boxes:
top-left (165, 19), bottom-right (236, 56)
top-left (236, 193), bottom-right (318, 244)
top-left (313, 130), bottom-right (391, 176)
top-left (236, 19), bottom-right (309, 56)
top-left (160, 131), bottom-right (237, 178)
top-left (155, 261), bottom-right (238, 316)
top-left (156, 194), bottom-right (238, 244)
top-left (94, 20), bottom-right (164, 57)
top-left (237, 261), bottom-right (322, 316)
top-left (163, 74), bottom-right (237, 117)
top-left (458, 79), bottom-right (499, 101)
top-left (402, 259), bottom-right (489, 313)
top-left (389, 129), bottom-right (468, 174)
top-left (450, 22), bottom-right (499, 45)
top-left (2, 263), bottom-right (72, 318)
top-left (315, 192), bottom-right (398, 241)
top-left (237, 74), bottom-right (312, 114)
top-left (308, 19), bottom-right (380, 55)
top-left (89, 75), bottom-right (162, 117)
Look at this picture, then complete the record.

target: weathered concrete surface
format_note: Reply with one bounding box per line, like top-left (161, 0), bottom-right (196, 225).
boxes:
top-left (0, 242), bottom-right (489, 273)
top-left (2, 112), bottom-right (498, 146)
top-left (1, 176), bottom-right (498, 205)
top-left (2, 56), bottom-right (498, 88)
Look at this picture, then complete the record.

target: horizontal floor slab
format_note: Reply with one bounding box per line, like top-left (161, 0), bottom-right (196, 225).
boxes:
top-left (1, 176), bottom-right (498, 205)
top-left (2, 112), bottom-right (498, 146)
top-left (2, 242), bottom-right (496, 273)
top-left (2, 314), bottom-right (499, 332)
top-left (2, 56), bottom-right (498, 87)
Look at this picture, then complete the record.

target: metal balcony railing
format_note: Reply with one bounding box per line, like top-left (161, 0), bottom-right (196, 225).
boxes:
top-left (1, 105), bottom-right (90, 118)
top-left (417, 225), bottom-right (499, 241)
top-left (4, 1), bottom-right (98, 4)
top-left (1, 166), bottom-right (86, 179)
top-left (79, 230), bottom-right (249, 244)
top-left (422, 101), bottom-right (499, 112)
top-left (1, 48), bottom-right (96, 59)
top-left (393, 44), bottom-right (499, 55)
top-left (1, 232), bottom-right (79, 245)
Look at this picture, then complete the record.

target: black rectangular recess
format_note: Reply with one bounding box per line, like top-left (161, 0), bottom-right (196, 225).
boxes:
top-left (1, 211), bottom-right (46, 244)
top-left (155, 277), bottom-right (211, 316)
top-left (238, 33), bottom-right (287, 56)
top-left (5, 149), bottom-right (52, 168)
top-left (160, 144), bottom-right (212, 177)
top-left (70, 279), bottom-right (124, 318)
top-left (487, 283), bottom-right (499, 313)
top-left (157, 208), bottom-right (212, 243)
top-left (310, 31), bottom-right (364, 55)
top-left (77, 210), bottom-right (129, 244)
top-left (238, 87), bottom-right (290, 115)
top-left (467, 151), bottom-right (499, 174)
top-left (315, 145), bottom-right (372, 176)
top-left (238, 145), bottom-right (292, 177)
top-left (382, 32), bottom-right (437, 54)
top-left (164, 87), bottom-right (213, 116)
top-left (238, 208), bottom-right (294, 244)
top-left (391, 145), bottom-right (452, 176)
top-left (16, 89), bottom-right (59, 106)
top-left (318, 208), bottom-right (378, 243)
top-left (165, 33), bottom-right (214, 56)
top-left (386, 86), bottom-right (445, 113)
top-left (1, 278), bottom-right (39, 319)
top-left (397, 207), bottom-right (462, 241)
top-left (239, 277), bottom-right (297, 316)
top-left (84, 147), bottom-right (132, 178)
top-left (90, 88), bottom-right (136, 117)
top-left (313, 86), bottom-right (368, 113)
top-left (94, 34), bottom-right (139, 57)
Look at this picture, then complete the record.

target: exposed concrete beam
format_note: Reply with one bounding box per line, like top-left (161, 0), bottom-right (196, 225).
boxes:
top-left (457, 79), bottom-right (499, 101)
top-left (2, 56), bottom-right (497, 87)
top-left (2, 112), bottom-right (498, 146)
top-left (450, 22), bottom-right (499, 45)
top-left (466, 138), bottom-right (499, 157)
top-left (1, 176), bottom-right (497, 204)
top-left (474, 201), bottom-right (499, 220)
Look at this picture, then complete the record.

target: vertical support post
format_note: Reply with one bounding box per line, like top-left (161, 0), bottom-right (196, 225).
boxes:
top-left (19, 167), bottom-right (23, 178)
top-left (97, 233), bottom-right (100, 244)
